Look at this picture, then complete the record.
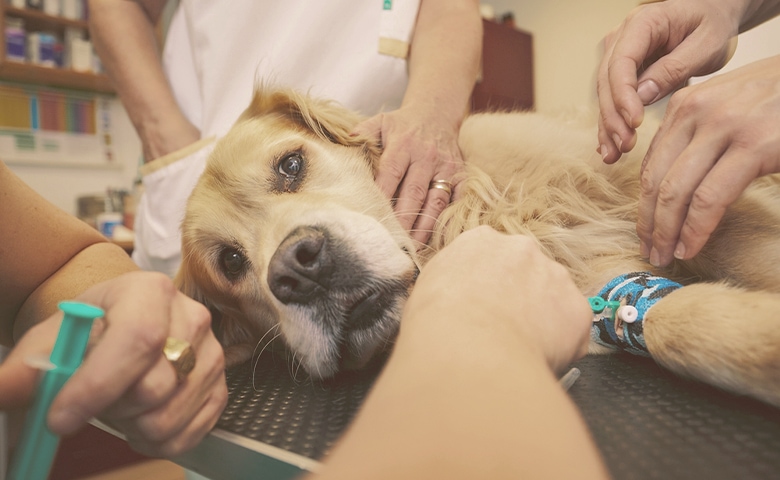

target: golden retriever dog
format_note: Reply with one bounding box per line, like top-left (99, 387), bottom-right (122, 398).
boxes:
top-left (177, 87), bottom-right (780, 407)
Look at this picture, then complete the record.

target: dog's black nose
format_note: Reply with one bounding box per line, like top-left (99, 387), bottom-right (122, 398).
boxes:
top-left (268, 226), bottom-right (333, 304)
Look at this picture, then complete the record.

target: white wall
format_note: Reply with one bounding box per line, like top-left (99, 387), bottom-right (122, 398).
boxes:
top-left (486, 1), bottom-right (780, 115)
top-left (6, 99), bottom-right (141, 216)
top-left (486, 0), bottom-right (640, 113)
top-left (693, 15), bottom-right (780, 83)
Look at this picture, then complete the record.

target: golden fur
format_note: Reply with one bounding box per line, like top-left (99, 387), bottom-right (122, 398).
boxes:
top-left (177, 87), bottom-right (780, 406)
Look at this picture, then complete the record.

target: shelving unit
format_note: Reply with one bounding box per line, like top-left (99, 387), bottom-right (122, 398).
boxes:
top-left (0, 5), bottom-right (114, 93)
top-left (472, 19), bottom-right (534, 112)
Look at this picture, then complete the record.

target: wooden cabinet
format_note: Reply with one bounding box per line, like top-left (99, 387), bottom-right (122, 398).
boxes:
top-left (0, 5), bottom-right (114, 93)
top-left (472, 19), bottom-right (534, 112)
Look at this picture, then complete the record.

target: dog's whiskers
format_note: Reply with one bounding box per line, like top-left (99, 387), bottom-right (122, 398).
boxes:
top-left (287, 351), bottom-right (308, 385)
top-left (288, 351), bottom-right (297, 382)
top-left (252, 327), bottom-right (283, 392)
top-left (293, 352), bottom-right (305, 382)
top-left (252, 332), bottom-right (283, 388)
top-left (252, 323), bottom-right (281, 358)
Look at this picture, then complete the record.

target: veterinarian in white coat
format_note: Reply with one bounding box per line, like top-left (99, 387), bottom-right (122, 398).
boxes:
top-left (0, 161), bottom-right (228, 459)
top-left (597, 0), bottom-right (780, 268)
top-left (88, 0), bottom-right (483, 276)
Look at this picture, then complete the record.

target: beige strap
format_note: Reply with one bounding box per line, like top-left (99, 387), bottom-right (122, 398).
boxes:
top-left (139, 136), bottom-right (216, 177)
top-left (378, 0), bottom-right (419, 59)
top-left (378, 37), bottom-right (410, 58)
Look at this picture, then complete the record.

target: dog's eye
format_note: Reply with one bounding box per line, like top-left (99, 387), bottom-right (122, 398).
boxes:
top-left (219, 248), bottom-right (248, 280)
top-left (278, 153), bottom-right (303, 177)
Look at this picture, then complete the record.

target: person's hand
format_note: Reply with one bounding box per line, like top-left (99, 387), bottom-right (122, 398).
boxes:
top-left (402, 226), bottom-right (592, 373)
top-left (0, 271), bottom-right (227, 457)
top-left (140, 113), bottom-right (200, 162)
top-left (597, 0), bottom-right (742, 164)
top-left (636, 55), bottom-right (780, 267)
top-left (353, 103), bottom-right (465, 246)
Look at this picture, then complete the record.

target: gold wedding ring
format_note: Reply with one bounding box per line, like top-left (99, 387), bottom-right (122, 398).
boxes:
top-left (163, 337), bottom-right (196, 382)
top-left (429, 179), bottom-right (452, 196)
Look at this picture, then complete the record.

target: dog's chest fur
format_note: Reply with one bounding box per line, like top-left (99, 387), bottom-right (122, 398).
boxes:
top-left (431, 111), bottom-right (649, 294)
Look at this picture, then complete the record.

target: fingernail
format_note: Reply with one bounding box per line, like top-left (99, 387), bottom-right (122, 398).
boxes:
top-left (674, 242), bottom-right (686, 260)
top-left (649, 247), bottom-right (661, 267)
top-left (599, 144), bottom-right (608, 160)
top-left (620, 109), bottom-right (632, 127)
top-left (637, 80), bottom-right (661, 105)
top-left (612, 133), bottom-right (623, 152)
top-left (639, 240), bottom-right (649, 259)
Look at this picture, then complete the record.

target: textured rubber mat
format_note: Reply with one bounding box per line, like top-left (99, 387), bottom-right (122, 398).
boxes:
top-left (217, 352), bottom-right (780, 479)
top-left (218, 354), bottom-right (381, 460)
top-left (569, 354), bottom-right (780, 480)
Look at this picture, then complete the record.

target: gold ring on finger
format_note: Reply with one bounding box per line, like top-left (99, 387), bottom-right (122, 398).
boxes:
top-left (163, 337), bottom-right (196, 383)
top-left (429, 179), bottom-right (452, 196)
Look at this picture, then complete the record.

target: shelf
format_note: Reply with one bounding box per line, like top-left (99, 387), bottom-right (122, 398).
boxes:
top-left (4, 6), bottom-right (88, 32)
top-left (0, 6), bottom-right (114, 93)
top-left (0, 60), bottom-right (114, 93)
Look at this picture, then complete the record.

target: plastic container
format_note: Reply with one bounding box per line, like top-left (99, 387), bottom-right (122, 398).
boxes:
top-left (96, 211), bottom-right (123, 238)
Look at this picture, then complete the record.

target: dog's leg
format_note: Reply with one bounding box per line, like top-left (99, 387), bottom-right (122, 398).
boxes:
top-left (644, 283), bottom-right (780, 407)
top-left (674, 185), bottom-right (780, 292)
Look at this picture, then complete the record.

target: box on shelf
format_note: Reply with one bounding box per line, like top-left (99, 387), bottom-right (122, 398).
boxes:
top-left (70, 38), bottom-right (92, 72)
top-left (14, 0), bottom-right (86, 20)
top-left (5, 18), bottom-right (26, 62)
top-left (27, 32), bottom-right (60, 67)
top-left (43, 0), bottom-right (60, 16)
top-left (61, 0), bottom-right (85, 20)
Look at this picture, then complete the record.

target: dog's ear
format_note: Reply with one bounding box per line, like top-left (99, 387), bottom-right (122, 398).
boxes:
top-left (174, 262), bottom-right (254, 367)
top-left (241, 86), bottom-right (383, 160)
top-left (174, 261), bottom-right (221, 336)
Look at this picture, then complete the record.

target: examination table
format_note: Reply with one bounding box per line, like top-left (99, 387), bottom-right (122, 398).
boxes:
top-left (170, 352), bottom-right (780, 479)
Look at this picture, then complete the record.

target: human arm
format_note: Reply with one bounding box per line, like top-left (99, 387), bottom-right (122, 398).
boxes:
top-left (313, 227), bottom-right (607, 479)
top-left (597, 0), bottom-right (780, 164)
top-left (353, 0), bottom-right (482, 247)
top-left (0, 162), bottom-right (227, 456)
top-left (88, 0), bottom-right (200, 161)
top-left (0, 162), bottom-right (137, 343)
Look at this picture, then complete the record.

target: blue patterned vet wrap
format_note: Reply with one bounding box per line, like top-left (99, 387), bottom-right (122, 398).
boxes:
top-left (591, 272), bottom-right (682, 356)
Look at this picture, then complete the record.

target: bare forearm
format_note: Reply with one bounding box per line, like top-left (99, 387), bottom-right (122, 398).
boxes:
top-left (404, 0), bottom-right (482, 126)
top-left (14, 242), bottom-right (138, 342)
top-left (0, 162), bottom-right (134, 345)
top-left (315, 316), bottom-right (608, 479)
top-left (88, 0), bottom-right (198, 159)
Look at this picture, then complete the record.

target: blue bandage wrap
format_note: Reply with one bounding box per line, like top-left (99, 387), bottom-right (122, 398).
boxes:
top-left (591, 271), bottom-right (682, 356)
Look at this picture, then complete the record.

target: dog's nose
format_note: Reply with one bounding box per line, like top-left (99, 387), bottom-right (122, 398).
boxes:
top-left (268, 226), bottom-right (333, 304)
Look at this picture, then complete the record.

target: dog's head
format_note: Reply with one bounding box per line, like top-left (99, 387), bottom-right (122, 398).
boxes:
top-left (176, 88), bottom-right (419, 379)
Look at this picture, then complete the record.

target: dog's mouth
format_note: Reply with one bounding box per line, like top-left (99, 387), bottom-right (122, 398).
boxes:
top-left (338, 339), bottom-right (384, 371)
top-left (263, 222), bottom-right (418, 378)
top-left (344, 289), bottom-right (386, 329)
top-left (337, 260), bottom-right (419, 370)
top-left (333, 284), bottom-right (407, 372)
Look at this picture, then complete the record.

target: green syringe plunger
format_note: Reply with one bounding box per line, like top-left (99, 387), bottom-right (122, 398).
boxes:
top-left (7, 301), bottom-right (104, 480)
